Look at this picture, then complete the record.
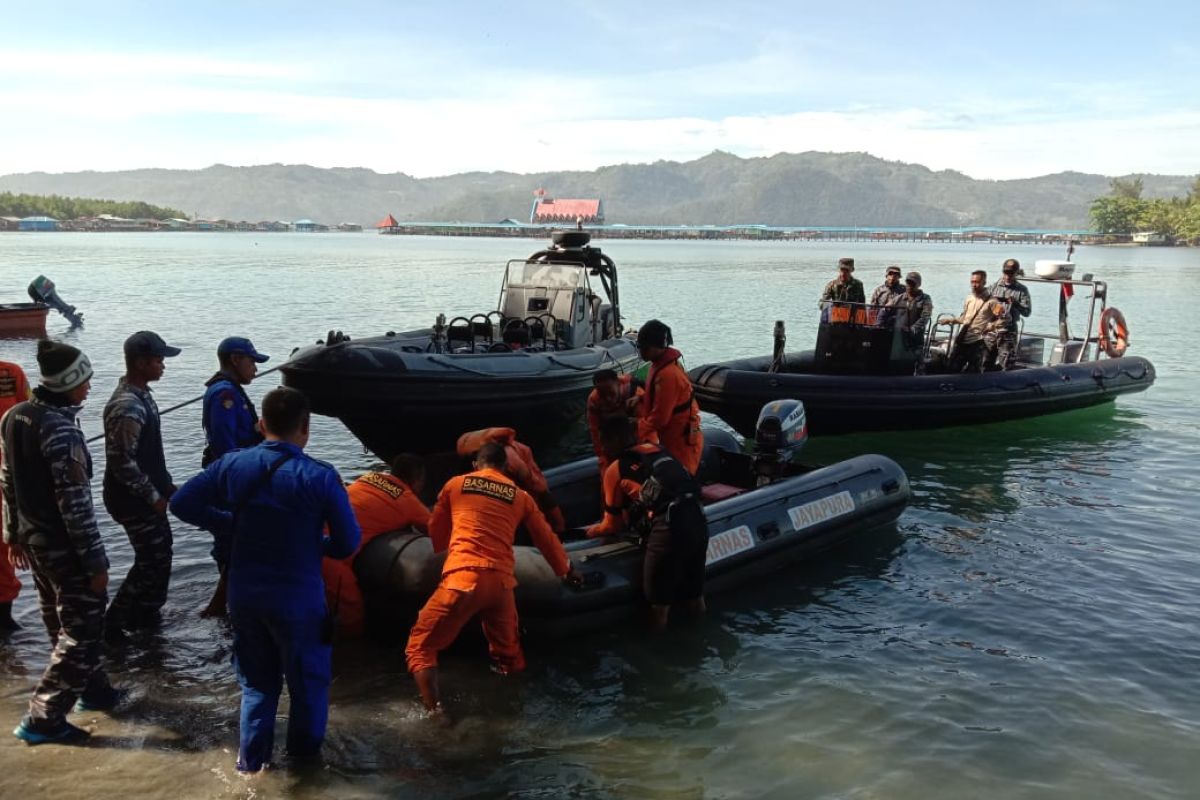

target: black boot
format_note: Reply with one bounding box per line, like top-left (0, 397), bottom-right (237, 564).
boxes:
top-left (0, 601), bottom-right (20, 632)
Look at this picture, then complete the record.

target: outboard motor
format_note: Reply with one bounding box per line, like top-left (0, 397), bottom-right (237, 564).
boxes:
top-left (752, 399), bottom-right (808, 486)
top-left (28, 275), bottom-right (84, 328)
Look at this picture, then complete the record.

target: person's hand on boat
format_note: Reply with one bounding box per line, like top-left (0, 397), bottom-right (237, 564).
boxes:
top-left (563, 565), bottom-right (585, 588)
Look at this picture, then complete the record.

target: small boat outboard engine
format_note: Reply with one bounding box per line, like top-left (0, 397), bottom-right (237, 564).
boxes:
top-left (27, 275), bottom-right (84, 328)
top-left (752, 399), bottom-right (808, 486)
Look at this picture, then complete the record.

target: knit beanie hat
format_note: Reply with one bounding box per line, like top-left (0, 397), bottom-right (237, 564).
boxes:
top-left (37, 339), bottom-right (93, 393)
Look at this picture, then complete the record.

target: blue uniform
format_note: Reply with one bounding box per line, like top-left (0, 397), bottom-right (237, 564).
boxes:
top-left (201, 372), bottom-right (263, 467)
top-left (170, 440), bottom-right (360, 772)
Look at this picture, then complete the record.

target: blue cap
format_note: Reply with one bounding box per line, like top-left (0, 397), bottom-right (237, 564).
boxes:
top-left (217, 336), bottom-right (270, 363)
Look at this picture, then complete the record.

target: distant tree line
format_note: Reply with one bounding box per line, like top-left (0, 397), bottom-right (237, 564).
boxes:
top-left (1089, 177), bottom-right (1200, 243)
top-left (0, 192), bottom-right (186, 221)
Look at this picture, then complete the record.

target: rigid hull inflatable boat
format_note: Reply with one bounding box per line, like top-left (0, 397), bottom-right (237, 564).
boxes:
top-left (355, 402), bottom-right (911, 636)
top-left (281, 232), bottom-right (641, 457)
top-left (690, 260), bottom-right (1155, 438)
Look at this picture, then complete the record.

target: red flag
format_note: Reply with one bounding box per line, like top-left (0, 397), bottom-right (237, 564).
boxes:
top-left (1062, 283), bottom-right (1074, 300)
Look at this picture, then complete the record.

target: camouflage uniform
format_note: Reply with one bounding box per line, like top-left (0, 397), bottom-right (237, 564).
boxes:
top-left (1, 388), bottom-right (113, 725)
top-left (894, 290), bottom-right (934, 349)
top-left (987, 278), bottom-right (1032, 369)
top-left (103, 378), bottom-right (173, 628)
top-left (821, 276), bottom-right (866, 305)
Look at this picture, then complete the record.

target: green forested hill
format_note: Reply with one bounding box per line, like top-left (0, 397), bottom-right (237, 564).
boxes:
top-left (1, 152), bottom-right (1192, 229)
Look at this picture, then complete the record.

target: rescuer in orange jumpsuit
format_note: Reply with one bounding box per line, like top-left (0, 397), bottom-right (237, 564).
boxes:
top-left (321, 453), bottom-right (430, 639)
top-left (456, 427), bottom-right (565, 533)
top-left (586, 416), bottom-right (708, 630)
top-left (634, 320), bottom-right (703, 475)
top-left (405, 442), bottom-right (581, 714)
top-left (586, 369), bottom-right (642, 473)
top-left (0, 358), bottom-right (32, 632)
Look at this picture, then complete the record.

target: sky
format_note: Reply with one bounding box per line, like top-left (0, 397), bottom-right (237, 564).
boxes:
top-left (1, 0), bottom-right (1197, 180)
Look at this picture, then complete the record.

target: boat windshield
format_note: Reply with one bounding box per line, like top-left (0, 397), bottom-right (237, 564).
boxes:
top-left (504, 261), bottom-right (586, 290)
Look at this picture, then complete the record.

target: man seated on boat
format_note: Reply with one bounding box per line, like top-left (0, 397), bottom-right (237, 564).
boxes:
top-left (321, 454), bottom-right (430, 639)
top-left (635, 320), bottom-right (704, 476)
top-left (587, 369), bottom-right (642, 473)
top-left (869, 265), bottom-right (905, 328)
top-left (585, 416), bottom-right (709, 630)
top-left (946, 270), bottom-right (1000, 373)
top-left (985, 259), bottom-right (1033, 370)
top-left (893, 272), bottom-right (934, 352)
top-left (405, 442), bottom-right (580, 714)
top-left (456, 428), bottom-right (566, 533)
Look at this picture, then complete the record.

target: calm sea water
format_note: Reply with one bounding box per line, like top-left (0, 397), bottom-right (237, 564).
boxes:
top-left (0, 233), bottom-right (1196, 799)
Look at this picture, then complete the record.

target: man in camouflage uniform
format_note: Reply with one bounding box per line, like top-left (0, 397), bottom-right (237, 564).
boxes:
top-left (2, 340), bottom-right (120, 744)
top-left (894, 271), bottom-right (934, 352)
top-left (820, 257), bottom-right (866, 305)
top-left (986, 258), bottom-right (1033, 370)
top-left (103, 331), bottom-right (181, 634)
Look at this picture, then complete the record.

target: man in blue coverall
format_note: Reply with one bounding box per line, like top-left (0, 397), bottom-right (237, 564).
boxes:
top-left (201, 336), bottom-right (269, 469)
top-left (171, 386), bottom-right (360, 772)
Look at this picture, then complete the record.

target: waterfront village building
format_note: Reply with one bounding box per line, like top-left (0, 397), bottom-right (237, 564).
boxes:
top-left (529, 191), bottom-right (604, 225)
top-left (17, 215), bottom-right (59, 231)
top-left (375, 213), bottom-right (401, 234)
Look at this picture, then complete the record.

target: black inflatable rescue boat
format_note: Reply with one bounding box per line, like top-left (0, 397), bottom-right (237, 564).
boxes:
top-left (690, 261), bottom-right (1155, 437)
top-left (355, 400), bottom-right (911, 635)
top-left (281, 231), bottom-right (641, 457)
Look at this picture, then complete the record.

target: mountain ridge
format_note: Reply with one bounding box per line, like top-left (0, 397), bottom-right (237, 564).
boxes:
top-left (2, 151), bottom-right (1193, 229)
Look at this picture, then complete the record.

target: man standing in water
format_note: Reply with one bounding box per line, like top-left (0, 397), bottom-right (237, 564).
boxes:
top-left (202, 336), bottom-right (269, 467)
top-left (172, 387), bottom-right (360, 772)
top-left (103, 331), bottom-right (181, 635)
top-left (406, 442), bottom-right (579, 714)
top-left (199, 336), bottom-right (269, 616)
top-left (3, 341), bottom-right (122, 744)
top-left (0, 357), bottom-right (31, 632)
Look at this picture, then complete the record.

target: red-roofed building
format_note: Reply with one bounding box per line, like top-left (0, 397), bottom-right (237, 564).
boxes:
top-left (375, 213), bottom-right (400, 233)
top-left (530, 194), bottom-right (604, 225)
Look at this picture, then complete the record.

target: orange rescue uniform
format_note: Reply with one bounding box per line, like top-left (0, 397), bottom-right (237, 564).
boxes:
top-left (637, 347), bottom-right (703, 475)
top-left (0, 360), bottom-right (31, 604)
top-left (584, 442), bottom-right (658, 538)
top-left (321, 472), bottom-right (430, 638)
top-left (586, 374), bottom-right (642, 473)
top-left (456, 428), bottom-right (565, 532)
top-left (405, 467), bottom-right (570, 674)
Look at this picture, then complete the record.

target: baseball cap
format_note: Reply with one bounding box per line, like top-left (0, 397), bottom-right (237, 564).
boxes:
top-left (217, 336), bottom-right (270, 363)
top-left (124, 330), bottom-right (181, 359)
top-left (885, 265), bottom-right (902, 276)
top-left (905, 271), bottom-right (922, 287)
top-left (837, 257), bottom-right (855, 271)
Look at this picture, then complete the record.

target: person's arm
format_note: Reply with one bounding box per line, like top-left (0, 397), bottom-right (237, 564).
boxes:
top-left (522, 493), bottom-right (570, 576)
top-left (105, 401), bottom-right (162, 509)
top-left (587, 401), bottom-right (605, 461)
top-left (820, 281), bottom-right (834, 302)
top-left (397, 491), bottom-right (431, 533)
top-left (1015, 287), bottom-right (1032, 318)
top-left (1, 422), bottom-right (17, 547)
top-left (585, 461), bottom-right (629, 538)
top-left (426, 483), bottom-right (453, 553)
top-left (641, 365), bottom-right (686, 435)
top-left (44, 425), bottom-right (107, 577)
top-left (204, 390), bottom-right (241, 456)
top-left (169, 462), bottom-right (234, 535)
top-left (322, 469), bottom-right (361, 559)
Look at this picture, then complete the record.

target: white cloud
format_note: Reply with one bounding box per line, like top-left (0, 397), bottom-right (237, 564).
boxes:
top-left (1, 44), bottom-right (1197, 180)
